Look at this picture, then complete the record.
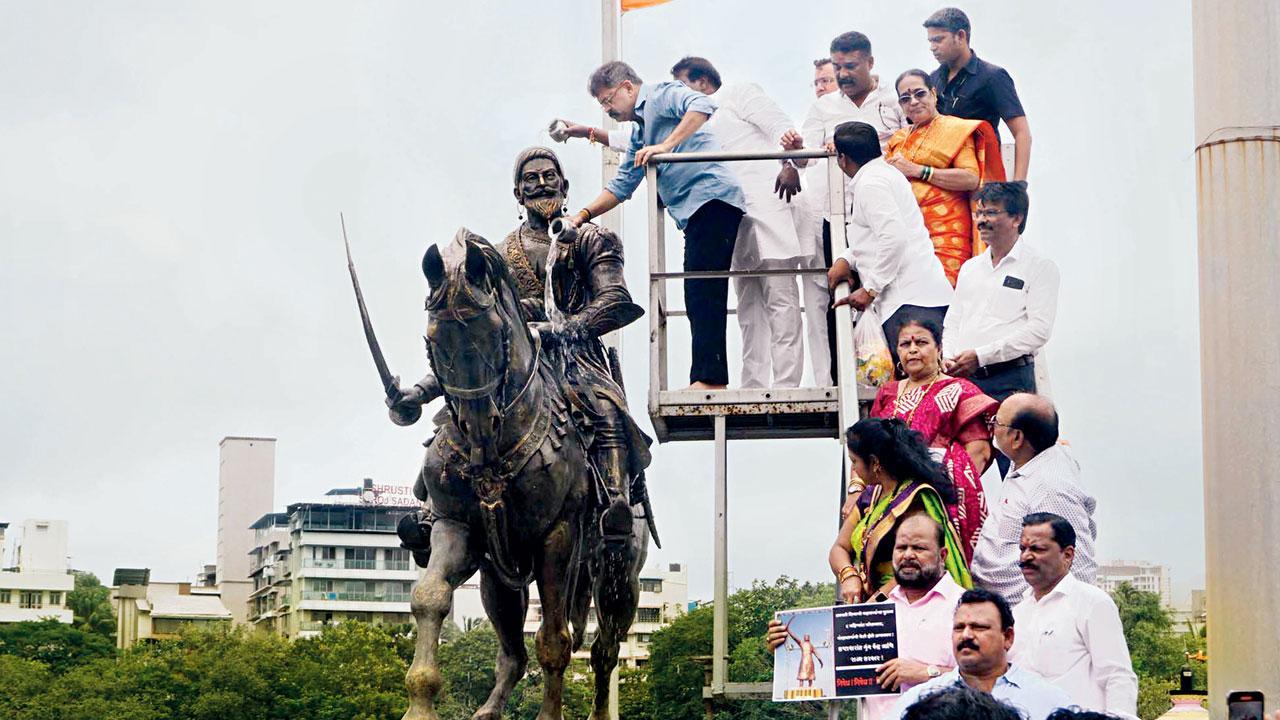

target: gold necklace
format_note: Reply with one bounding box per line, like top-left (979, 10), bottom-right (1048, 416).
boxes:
top-left (898, 371), bottom-right (942, 425)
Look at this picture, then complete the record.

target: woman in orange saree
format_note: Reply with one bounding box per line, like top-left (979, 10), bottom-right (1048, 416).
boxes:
top-left (885, 69), bottom-right (1006, 286)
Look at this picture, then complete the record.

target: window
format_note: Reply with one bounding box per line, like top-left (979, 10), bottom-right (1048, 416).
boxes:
top-left (0, 590), bottom-right (10, 604)
top-left (639, 579), bottom-right (662, 593)
top-left (48, 592), bottom-right (62, 605)
top-left (386, 548), bottom-right (410, 569)
top-left (20, 591), bottom-right (42, 609)
top-left (636, 607), bottom-right (661, 623)
top-left (345, 547), bottom-right (376, 569)
top-left (320, 547), bottom-right (337, 560)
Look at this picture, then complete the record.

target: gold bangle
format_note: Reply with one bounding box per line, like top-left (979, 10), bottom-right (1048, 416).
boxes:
top-left (577, 208), bottom-right (592, 222)
top-left (837, 566), bottom-right (857, 583)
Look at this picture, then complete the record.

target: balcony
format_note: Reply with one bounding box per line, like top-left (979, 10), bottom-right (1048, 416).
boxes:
top-left (300, 591), bottom-right (411, 603)
top-left (300, 558), bottom-right (381, 571)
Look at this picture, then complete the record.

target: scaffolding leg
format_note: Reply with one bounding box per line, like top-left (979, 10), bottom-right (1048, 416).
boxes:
top-left (711, 414), bottom-right (728, 696)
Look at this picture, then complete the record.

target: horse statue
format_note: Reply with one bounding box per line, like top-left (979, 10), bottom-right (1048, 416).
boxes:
top-left (396, 229), bottom-right (650, 720)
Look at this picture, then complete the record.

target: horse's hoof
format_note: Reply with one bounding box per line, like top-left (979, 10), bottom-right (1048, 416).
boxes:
top-left (472, 708), bottom-right (501, 720)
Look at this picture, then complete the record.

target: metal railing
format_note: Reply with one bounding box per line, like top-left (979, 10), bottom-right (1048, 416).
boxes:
top-left (643, 148), bottom-right (860, 706)
top-left (300, 591), bottom-right (411, 603)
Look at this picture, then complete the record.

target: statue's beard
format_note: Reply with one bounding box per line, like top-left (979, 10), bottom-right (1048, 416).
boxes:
top-left (525, 196), bottom-right (565, 220)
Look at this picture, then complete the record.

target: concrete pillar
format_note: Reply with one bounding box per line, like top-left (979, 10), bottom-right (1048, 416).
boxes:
top-left (1192, 0), bottom-right (1280, 714)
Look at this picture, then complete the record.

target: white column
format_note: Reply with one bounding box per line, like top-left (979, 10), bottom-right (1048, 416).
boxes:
top-left (1192, 0), bottom-right (1280, 714)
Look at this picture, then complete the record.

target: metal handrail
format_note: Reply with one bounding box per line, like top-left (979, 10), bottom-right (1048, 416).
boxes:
top-left (648, 148), bottom-right (832, 163)
top-left (650, 267), bottom-right (828, 280)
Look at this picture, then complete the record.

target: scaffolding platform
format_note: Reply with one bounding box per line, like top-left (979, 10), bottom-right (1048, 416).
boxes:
top-left (651, 385), bottom-right (876, 442)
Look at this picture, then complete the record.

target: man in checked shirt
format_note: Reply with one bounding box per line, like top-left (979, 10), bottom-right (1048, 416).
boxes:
top-left (971, 392), bottom-right (1098, 605)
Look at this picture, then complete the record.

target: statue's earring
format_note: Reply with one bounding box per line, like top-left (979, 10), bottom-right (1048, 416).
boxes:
top-left (517, 205), bottom-right (526, 222)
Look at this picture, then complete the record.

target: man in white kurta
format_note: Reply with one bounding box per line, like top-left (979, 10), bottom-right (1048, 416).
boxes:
top-left (783, 32), bottom-right (906, 385)
top-left (673, 57), bottom-right (804, 388)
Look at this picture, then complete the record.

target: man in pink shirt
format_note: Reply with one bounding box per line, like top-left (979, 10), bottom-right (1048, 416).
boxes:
top-left (768, 514), bottom-right (961, 719)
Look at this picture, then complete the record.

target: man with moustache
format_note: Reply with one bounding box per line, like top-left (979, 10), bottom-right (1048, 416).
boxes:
top-left (569, 61), bottom-right (747, 391)
top-left (390, 146), bottom-right (651, 546)
top-left (1012, 513), bottom-right (1138, 718)
top-left (971, 393), bottom-right (1097, 603)
top-left (782, 31), bottom-right (907, 384)
top-left (942, 181), bottom-right (1057, 476)
top-left (766, 514), bottom-right (962, 720)
top-left (894, 588), bottom-right (1069, 720)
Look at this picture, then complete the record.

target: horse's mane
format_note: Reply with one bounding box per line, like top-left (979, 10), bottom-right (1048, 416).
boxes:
top-left (425, 228), bottom-right (529, 327)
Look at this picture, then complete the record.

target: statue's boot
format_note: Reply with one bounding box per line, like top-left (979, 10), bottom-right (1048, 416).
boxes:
top-left (396, 501), bottom-right (436, 568)
top-left (596, 438), bottom-right (633, 542)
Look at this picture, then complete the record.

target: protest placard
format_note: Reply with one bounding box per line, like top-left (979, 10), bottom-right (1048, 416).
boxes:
top-left (772, 602), bottom-right (899, 702)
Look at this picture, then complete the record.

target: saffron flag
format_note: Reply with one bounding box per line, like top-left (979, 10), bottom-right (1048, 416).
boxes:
top-left (621, 0), bottom-right (674, 11)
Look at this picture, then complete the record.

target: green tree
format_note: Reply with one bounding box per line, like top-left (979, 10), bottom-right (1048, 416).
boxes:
top-left (1112, 582), bottom-right (1190, 720)
top-left (66, 571), bottom-right (117, 640)
top-left (0, 619), bottom-right (115, 673)
top-left (0, 655), bottom-right (53, 719)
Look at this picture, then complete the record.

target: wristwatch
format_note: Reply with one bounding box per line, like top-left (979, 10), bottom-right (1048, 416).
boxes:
top-left (926, 665), bottom-right (941, 679)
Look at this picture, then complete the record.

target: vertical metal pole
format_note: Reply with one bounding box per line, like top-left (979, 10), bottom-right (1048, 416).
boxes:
top-left (599, 0), bottom-right (624, 363)
top-left (711, 414), bottom-right (729, 695)
top-left (647, 164), bottom-right (667, 414)
top-left (827, 156), bottom-right (857, 432)
top-left (1193, 0), bottom-right (1280, 715)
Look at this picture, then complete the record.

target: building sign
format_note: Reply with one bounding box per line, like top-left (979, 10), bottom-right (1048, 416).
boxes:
top-left (360, 482), bottom-right (418, 507)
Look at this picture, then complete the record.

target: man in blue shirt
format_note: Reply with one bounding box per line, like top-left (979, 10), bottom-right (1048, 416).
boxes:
top-left (894, 588), bottom-right (1070, 720)
top-left (568, 61), bottom-right (747, 390)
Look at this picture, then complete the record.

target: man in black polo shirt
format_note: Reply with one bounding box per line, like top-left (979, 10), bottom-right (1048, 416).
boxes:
top-left (924, 7), bottom-right (1032, 181)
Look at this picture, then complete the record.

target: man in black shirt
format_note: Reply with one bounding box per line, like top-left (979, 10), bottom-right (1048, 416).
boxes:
top-left (924, 7), bottom-right (1032, 181)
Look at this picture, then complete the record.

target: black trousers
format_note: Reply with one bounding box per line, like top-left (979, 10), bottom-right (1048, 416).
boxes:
top-left (973, 361), bottom-right (1037, 477)
top-left (683, 200), bottom-right (743, 385)
top-left (821, 220), bottom-right (838, 385)
top-left (882, 304), bottom-right (949, 373)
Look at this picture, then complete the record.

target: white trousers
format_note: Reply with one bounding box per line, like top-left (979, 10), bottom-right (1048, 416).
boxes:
top-left (735, 258), bottom-right (804, 388)
top-left (793, 209), bottom-right (831, 386)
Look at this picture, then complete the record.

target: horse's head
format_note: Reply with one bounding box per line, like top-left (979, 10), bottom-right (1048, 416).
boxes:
top-left (423, 228), bottom-right (532, 465)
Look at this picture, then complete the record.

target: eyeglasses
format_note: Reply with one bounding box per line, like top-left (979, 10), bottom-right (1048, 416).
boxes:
top-left (897, 88), bottom-right (931, 105)
top-left (973, 209), bottom-right (1009, 219)
top-left (986, 416), bottom-right (1015, 430)
top-left (598, 85), bottom-right (622, 108)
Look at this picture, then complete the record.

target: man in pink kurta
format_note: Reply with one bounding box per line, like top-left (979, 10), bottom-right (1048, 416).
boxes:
top-left (862, 514), bottom-right (963, 720)
top-left (767, 514), bottom-right (962, 718)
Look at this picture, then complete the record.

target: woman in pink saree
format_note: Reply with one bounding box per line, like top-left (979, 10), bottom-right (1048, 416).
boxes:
top-left (860, 316), bottom-right (997, 561)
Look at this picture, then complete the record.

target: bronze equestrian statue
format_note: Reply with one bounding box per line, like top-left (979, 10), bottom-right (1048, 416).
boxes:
top-left (347, 147), bottom-right (655, 720)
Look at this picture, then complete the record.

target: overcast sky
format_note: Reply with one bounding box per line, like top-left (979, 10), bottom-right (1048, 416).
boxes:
top-left (0, 1), bottom-right (1202, 605)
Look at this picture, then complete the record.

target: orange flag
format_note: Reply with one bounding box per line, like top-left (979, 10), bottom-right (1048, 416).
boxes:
top-left (621, 0), bottom-right (674, 11)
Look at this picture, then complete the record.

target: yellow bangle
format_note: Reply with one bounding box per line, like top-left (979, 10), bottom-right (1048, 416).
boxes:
top-left (837, 566), bottom-right (858, 583)
top-left (577, 208), bottom-right (592, 223)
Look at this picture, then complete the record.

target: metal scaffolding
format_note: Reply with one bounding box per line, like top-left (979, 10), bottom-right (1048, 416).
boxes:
top-left (644, 148), bottom-right (869, 717)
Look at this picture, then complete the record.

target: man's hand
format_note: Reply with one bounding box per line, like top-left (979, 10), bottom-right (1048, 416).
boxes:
top-left (551, 119), bottom-right (590, 142)
top-left (875, 658), bottom-right (932, 691)
top-left (827, 257), bottom-right (853, 291)
top-left (838, 577), bottom-right (864, 604)
top-left (887, 155), bottom-right (923, 179)
top-left (634, 141), bottom-right (673, 166)
top-left (775, 165), bottom-right (801, 202)
top-left (944, 350), bottom-right (980, 377)
top-left (388, 384), bottom-right (425, 410)
top-left (765, 619), bottom-right (787, 653)
top-left (780, 129), bottom-right (803, 151)
top-left (833, 288), bottom-right (874, 311)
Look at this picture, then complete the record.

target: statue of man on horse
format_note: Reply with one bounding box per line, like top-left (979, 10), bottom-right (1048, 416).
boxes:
top-left (348, 146), bottom-right (656, 720)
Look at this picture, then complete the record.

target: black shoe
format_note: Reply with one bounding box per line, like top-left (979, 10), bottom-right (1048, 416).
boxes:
top-left (397, 510), bottom-right (433, 567)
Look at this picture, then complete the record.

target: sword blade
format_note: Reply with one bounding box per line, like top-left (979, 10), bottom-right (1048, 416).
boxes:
top-left (342, 213), bottom-right (399, 399)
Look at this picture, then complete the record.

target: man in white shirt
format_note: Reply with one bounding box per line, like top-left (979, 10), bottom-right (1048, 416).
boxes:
top-left (1011, 512), bottom-right (1138, 718)
top-left (943, 181), bottom-right (1057, 474)
top-left (782, 31), bottom-right (907, 384)
top-left (766, 514), bottom-right (961, 720)
top-left (972, 393), bottom-right (1098, 603)
top-left (790, 57), bottom-right (840, 386)
top-left (671, 56), bottom-right (805, 389)
top-left (825, 121), bottom-right (953, 366)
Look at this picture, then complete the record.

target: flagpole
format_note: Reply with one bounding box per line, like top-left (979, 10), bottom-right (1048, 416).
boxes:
top-left (600, 0), bottom-right (624, 366)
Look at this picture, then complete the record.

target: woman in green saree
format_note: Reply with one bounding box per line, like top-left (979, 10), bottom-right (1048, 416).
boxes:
top-left (829, 417), bottom-right (973, 603)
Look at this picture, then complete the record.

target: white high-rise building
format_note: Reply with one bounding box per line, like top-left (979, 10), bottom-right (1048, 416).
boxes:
top-left (215, 436), bottom-right (276, 625)
top-left (1095, 560), bottom-right (1173, 608)
top-left (247, 480), bottom-right (419, 637)
top-left (0, 519), bottom-right (74, 624)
